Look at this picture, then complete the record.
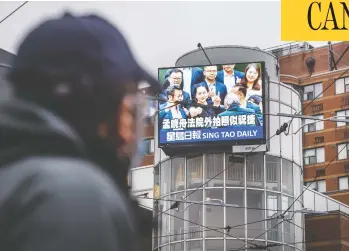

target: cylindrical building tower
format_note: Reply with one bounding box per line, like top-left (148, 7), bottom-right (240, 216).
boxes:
top-left (153, 46), bottom-right (304, 251)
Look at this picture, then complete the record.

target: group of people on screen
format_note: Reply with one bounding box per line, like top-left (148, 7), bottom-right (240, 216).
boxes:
top-left (159, 63), bottom-right (263, 126)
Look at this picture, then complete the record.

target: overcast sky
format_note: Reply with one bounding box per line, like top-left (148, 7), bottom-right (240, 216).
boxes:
top-left (0, 1), bottom-right (328, 76)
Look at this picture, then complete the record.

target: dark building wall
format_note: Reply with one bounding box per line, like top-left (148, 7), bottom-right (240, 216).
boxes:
top-left (305, 212), bottom-right (349, 251)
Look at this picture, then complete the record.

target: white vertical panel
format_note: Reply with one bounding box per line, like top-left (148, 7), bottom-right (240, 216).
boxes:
top-left (131, 167), bottom-right (154, 191)
top-left (314, 193), bottom-right (327, 211)
top-left (291, 91), bottom-right (299, 111)
top-left (270, 82), bottom-right (279, 100)
top-left (303, 188), bottom-right (315, 210)
top-left (268, 101), bottom-right (280, 156)
top-left (280, 85), bottom-right (292, 106)
top-left (292, 117), bottom-right (301, 166)
top-left (280, 104), bottom-right (292, 160)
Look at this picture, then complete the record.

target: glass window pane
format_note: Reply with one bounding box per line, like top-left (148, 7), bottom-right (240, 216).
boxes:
top-left (160, 196), bottom-right (171, 245)
top-left (186, 241), bottom-right (202, 251)
top-left (172, 158), bottom-right (185, 192)
top-left (315, 115), bottom-right (324, 130)
top-left (267, 192), bottom-right (282, 242)
top-left (304, 149), bottom-right (315, 157)
top-left (266, 155), bottom-right (281, 191)
top-left (339, 177), bottom-right (349, 190)
top-left (282, 159), bottom-right (293, 195)
top-left (314, 83), bottom-right (323, 98)
top-left (246, 241), bottom-right (267, 251)
top-left (161, 160), bottom-right (171, 195)
top-left (160, 245), bottom-right (170, 251)
top-left (317, 180), bottom-right (326, 193)
top-left (187, 156), bottom-right (203, 189)
top-left (226, 189), bottom-right (245, 238)
top-left (293, 164), bottom-right (302, 198)
top-left (282, 196), bottom-right (295, 244)
top-left (247, 190), bottom-right (265, 238)
top-left (226, 154), bottom-right (245, 187)
top-left (336, 78), bottom-right (345, 94)
top-left (186, 190), bottom-right (203, 240)
top-left (338, 144), bottom-right (348, 160)
top-left (205, 240), bottom-right (224, 251)
top-left (227, 240), bottom-right (244, 251)
top-left (246, 153), bottom-right (264, 188)
top-left (304, 85), bottom-right (313, 93)
top-left (170, 242), bottom-right (183, 251)
top-left (336, 111), bottom-right (346, 127)
top-left (316, 147), bottom-right (325, 163)
top-left (205, 189), bottom-right (224, 237)
top-left (170, 192), bottom-right (184, 242)
top-left (205, 153), bottom-right (224, 187)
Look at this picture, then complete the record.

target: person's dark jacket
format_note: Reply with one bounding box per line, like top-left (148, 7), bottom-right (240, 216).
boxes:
top-left (0, 99), bottom-right (141, 251)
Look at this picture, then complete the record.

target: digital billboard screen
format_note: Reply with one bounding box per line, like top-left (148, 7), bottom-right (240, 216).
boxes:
top-left (157, 62), bottom-right (266, 147)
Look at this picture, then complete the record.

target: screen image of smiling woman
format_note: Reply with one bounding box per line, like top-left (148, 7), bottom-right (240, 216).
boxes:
top-left (189, 83), bottom-right (221, 118)
top-left (240, 63), bottom-right (262, 100)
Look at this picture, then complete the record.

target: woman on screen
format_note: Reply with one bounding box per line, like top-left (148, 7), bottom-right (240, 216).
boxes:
top-left (239, 63), bottom-right (262, 100)
top-left (189, 83), bottom-right (221, 118)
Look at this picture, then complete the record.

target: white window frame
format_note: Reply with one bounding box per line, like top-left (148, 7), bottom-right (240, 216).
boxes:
top-left (336, 110), bottom-right (349, 127)
top-left (335, 77), bottom-right (349, 94)
top-left (337, 143), bottom-right (349, 160)
top-left (339, 176), bottom-right (349, 190)
top-left (303, 147), bottom-right (325, 165)
top-left (303, 114), bottom-right (324, 133)
top-left (142, 138), bottom-right (154, 155)
top-left (305, 179), bottom-right (326, 193)
top-left (303, 83), bottom-right (323, 101)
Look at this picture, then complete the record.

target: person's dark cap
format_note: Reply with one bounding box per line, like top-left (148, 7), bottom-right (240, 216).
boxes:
top-left (9, 12), bottom-right (160, 94)
top-left (248, 94), bottom-right (262, 104)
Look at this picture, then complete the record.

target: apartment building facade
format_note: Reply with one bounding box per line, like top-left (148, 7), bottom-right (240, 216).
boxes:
top-left (278, 42), bottom-right (349, 205)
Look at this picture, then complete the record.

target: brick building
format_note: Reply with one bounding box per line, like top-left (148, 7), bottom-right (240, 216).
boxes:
top-left (278, 42), bottom-right (349, 205)
top-left (305, 211), bottom-right (349, 251)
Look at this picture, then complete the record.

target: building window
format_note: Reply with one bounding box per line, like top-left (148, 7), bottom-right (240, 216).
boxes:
top-left (305, 180), bottom-right (326, 192)
top-left (336, 110), bottom-right (349, 127)
top-left (303, 114), bottom-right (324, 133)
top-left (337, 143), bottom-right (349, 160)
top-left (335, 77), bottom-right (349, 94)
top-left (303, 147), bottom-right (325, 165)
top-left (339, 176), bottom-right (349, 190)
top-left (303, 83), bottom-right (323, 101)
top-left (142, 138), bottom-right (154, 155)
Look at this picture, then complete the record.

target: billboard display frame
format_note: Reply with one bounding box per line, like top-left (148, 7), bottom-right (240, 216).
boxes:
top-left (157, 61), bottom-right (267, 149)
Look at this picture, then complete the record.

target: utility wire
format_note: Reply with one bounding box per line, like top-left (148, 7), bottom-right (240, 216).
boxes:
top-left (151, 64), bottom-right (348, 218)
top-left (235, 219), bottom-right (285, 251)
top-left (145, 204), bottom-right (279, 248)
top-left (284, 56), bottom-right (349, 135)
top-left (0, 1), bottom-right (28, 25)
top-left (137, 196), bottom-right (323, 214)
top-left (282, 143), bottom-right (349, 217)
top-left (152, 134), bottom-right (277, 219)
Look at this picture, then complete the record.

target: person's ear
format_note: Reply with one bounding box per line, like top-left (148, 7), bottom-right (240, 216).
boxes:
top-left (118, 95), bottom-right (136, 150)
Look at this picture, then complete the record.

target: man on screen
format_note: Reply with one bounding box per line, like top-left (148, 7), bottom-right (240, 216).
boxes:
top-left (159, 85), bottom-right (188, 121)
top-left (232, 86), bottom-right (263, 125)
top-left (195, 65), bottom-right (227, 105)
top-left (218, 93), bottom-right (260, 126)
top-left (216, 64), bottom-right (245, 92)
top-left (160, 69), bottom-right (191, 105)
top-left (164, 67), bottom-right (204, 98)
